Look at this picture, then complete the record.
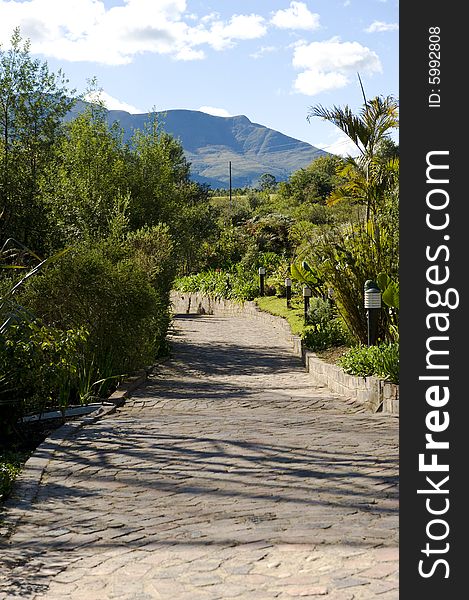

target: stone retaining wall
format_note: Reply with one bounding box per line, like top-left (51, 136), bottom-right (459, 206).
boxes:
top-left (170, 291), bottom-right (399, 415)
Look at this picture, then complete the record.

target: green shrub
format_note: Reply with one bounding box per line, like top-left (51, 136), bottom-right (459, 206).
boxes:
top-left (339, 342), bottom-right (399, 383)
top-left (174, 267), bottom-right (259, 302)
top-left (19, 235), bottom-right (175, 391)
top-left (254, 295), bottom-right (350, 352)
top-left (302, 297), bottom-right (350, 350)
top-left (0, 321), bottom-right (87, 424)
top-left (302, 320), bottom-right (349, 351)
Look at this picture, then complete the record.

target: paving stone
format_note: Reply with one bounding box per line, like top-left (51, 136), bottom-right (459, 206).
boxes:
top-left (0, 313), bottom-right (398, 599)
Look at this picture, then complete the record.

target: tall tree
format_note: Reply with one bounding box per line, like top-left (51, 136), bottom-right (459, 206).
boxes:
top-left (0, 28), bottom-right (75, 251)
top-left (307, 95), bottom-right (399, 221)
top-left (128, 114), bottom-right (190, 229)
top-left (41, 102), bottom-right (129, 249)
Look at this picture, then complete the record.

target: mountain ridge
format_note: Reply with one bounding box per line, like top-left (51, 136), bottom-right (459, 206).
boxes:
top-left (67, 102), bottom-right (327, 188)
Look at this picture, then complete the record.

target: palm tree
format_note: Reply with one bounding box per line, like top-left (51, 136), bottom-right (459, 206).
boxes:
top-left (307, 94), bottom-right (399, 222)
top-left (305, 91), bottom-right (400, 343)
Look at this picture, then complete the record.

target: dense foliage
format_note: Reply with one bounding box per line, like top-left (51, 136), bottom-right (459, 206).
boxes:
top-left (0, 452), bottom-right (24, 501)
top-left (174, 268), bottom-right (259, 302)
top-left (0, 31), bottom-right (218, 441)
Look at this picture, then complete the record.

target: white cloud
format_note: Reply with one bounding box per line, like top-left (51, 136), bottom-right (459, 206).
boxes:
top-left (199, 14), bottom-right (267, 51)
top-left (365, 21), bottom-right (399, 33)
top-left (223, 14), bottom-right (267, 40)
top-left (200, 12), bottom-right (220, 24)
top-left (271, 2), bottom-right (320, 31)
top-left (198, 106), bottom-right (232, 117)
top-left (250, 45), bottom-right (276, 59)
top-left (85, 90), bottom-right (143, 113)
top-left (0, 0), bottom-right (266, 65)
top-left (292, 38), bottom-right (382, 95)
top-left (294, 70), bottom-right (348, 95)
top-left (175, 47), bottom-right (205, 61)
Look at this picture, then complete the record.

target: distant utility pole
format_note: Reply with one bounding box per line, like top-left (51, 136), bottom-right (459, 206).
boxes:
top-left (229, 160), bottom-right (232, 220)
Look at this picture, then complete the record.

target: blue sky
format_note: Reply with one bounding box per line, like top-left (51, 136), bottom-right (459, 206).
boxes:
top-left (0, 0), bottom-right (398, 156)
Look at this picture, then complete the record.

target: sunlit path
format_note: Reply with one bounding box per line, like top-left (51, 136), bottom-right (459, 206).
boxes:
top-left (0, 314), bottom-right (398, 600)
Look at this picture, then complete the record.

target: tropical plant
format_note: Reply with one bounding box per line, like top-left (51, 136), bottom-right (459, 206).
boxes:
top-left (290, 259), bottom-right (325, 298)
top-left (307, 93), bottom-right (399, 222)
top-left (305, 89), bottom-right (399, 343)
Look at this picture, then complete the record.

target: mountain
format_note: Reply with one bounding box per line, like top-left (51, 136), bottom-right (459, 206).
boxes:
top-left (66, 102), bottom-right (327, 188)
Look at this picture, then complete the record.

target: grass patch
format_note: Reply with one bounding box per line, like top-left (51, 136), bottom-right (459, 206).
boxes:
top-left (254, 295), bottom-right (350, 353)
top-left (254, 295), bottom-right (306, 336)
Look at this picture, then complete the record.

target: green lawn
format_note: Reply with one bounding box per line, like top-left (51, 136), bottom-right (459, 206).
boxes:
top-left (254, 295), bottom-right (306, 336)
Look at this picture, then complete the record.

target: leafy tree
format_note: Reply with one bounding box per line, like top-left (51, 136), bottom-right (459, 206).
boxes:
top-left (278, 154), bottom-right (345, 206)
top-left (41, 102), bottom-right (129, 249)
top-left (128, 115), bottom-right (190, 230)
top-left (127, 116), bottom-right (219, 274)
top-left (244, 213), bottom-right (293, 256)
top-left (258, 173), bottom-right (277, 192)
top-left (0, 28), bottom-right (75, 251)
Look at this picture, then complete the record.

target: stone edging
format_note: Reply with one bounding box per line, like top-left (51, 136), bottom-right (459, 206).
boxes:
top-left (0, 370), bottom-right (147, 539)
top-left (170, 291), bottom-right (399, 415)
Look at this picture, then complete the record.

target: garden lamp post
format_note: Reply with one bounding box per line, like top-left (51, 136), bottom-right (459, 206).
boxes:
top-left (285, 277), bottom-right (292, 308)
top-left (303, 285), bottom-right (312, 323)
top-left (258, 267), bottom-right (266, 296)
top-left (364, 280), bottom-right (382, 346)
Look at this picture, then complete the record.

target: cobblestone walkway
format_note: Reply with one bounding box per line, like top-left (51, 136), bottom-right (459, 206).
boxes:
top-left (0, 314), bottom-right (398, 599)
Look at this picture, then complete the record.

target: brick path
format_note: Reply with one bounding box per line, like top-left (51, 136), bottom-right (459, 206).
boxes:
top-left (0, 314), bottom-right (398, 599)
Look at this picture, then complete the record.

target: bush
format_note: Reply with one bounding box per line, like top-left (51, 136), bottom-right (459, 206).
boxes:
top-left (302, 297), bottom-right (350, 351)
top-left (0, 321), bottom-right (87, 425)
top-left (19, 233), bottom-right (175, 394)
top-left (302, 321), bottom-right (349, 351)
top-left (339, 342), bottom-right (399, 383)
top-left (174, 267), bottom-right (259, 302)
